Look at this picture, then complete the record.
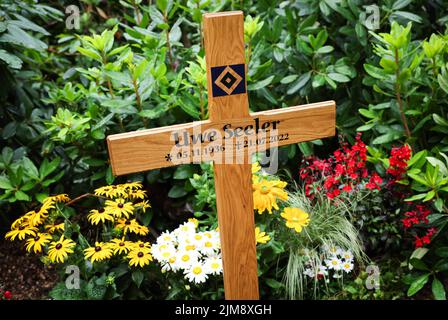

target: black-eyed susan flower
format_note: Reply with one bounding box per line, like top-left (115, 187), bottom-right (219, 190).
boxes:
top-left (45, 222), bottom-right (65, 234)
top-left (130, 241), bottom-right (152, 253)
top-left (25, 233), bottom-right (52, 253)
top-left (121, 182), bottom-right (143, 190)
top-left (5, 225), bottom-right (37, 241)
top-left (252, 176), bottom-right (288, 214)
top-left (126, 189), bottom-right (147, 200)
top-left (94, 185), bottom-right (126, 198)
top-left (280, 207), bottom-right (310, 233)
top-left (11, 215), bottom-right (30, 230)
top-left (25, 209), bottom-right (49, 227)
top-left (105, 198), bottom-right (134, 219)
top-left (108, 238), bottom-right (133, 255)
top-left (115, 218), bottom-right (144, 235)
top-left (87, 208), bottom-right (114, 225)
top-left (48, 235), bottom-right (76, 263)
top-left (255, 227), bottom-right (271, 244)
top-left (44, 194), bottom-right (70, 204)
top-left (127, 249), bottom-right (153, 267)
top-left (134, 200), bottom-right (151, 213)
top-left (84, 242), bottom-right (113, 263)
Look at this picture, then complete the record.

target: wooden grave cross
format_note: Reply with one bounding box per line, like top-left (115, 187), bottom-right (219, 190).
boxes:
top-left (106, 11), bottom-right (335, 300)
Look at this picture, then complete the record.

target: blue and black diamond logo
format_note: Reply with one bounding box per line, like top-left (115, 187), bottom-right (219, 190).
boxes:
top-left (211, 64), bottom-right (246, 97)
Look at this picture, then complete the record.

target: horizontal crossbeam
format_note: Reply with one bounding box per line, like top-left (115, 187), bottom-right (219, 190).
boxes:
top-left (107, 100), bottom-right (335, 176)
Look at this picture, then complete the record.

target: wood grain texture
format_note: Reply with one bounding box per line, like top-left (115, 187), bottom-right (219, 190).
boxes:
top-left (204, 11), bottom-right (258, 300)
top-left (107, 100), bottom-right (336, 175)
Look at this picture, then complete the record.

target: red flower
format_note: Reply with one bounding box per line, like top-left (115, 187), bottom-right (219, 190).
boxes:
top-left (387, 145), bottom-right (411, 182)
top-left (3, 290), bottom-right (12, 300)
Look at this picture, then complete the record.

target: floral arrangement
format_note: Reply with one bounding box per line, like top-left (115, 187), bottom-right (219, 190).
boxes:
top-left (303, 246), bottom-right (355, 281)
top-left (5, 183), bottom-right (153, 268)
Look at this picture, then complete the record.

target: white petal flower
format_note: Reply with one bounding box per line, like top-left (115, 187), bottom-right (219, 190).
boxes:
top-left (184, 262), bottom-right (209, 284)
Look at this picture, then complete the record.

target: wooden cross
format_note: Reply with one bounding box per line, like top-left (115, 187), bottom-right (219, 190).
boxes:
top-left (106, 11), bottom-right (335, 300)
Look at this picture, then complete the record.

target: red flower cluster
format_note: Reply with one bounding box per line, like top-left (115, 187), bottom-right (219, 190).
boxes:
top-left (402, 205), bottom-right (438, 248)
top-left (387, 145), bottom-right (412, 182)
top-left (402, 205), bottom-right (430, 228)
top-left (299, 133), bottom-right (382, 199)
top-left (414, 228), bottom-right (437, 248)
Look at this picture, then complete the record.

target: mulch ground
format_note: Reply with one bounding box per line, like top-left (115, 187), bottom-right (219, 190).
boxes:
top-left (0, 239), bottom-right (59, 300)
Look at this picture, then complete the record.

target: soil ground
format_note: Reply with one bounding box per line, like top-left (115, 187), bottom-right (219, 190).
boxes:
top-left (0, 239), bottom-right (58, 300)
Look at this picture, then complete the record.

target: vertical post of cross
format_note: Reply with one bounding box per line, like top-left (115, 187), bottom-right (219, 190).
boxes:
top-left (203, 11), bottom-right (260, 300)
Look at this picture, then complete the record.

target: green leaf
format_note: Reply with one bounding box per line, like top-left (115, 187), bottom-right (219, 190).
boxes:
top-left (287, 72), bottom-right (311, 95)
top-left (248, 75), bottom-right (274, 91)
top-left (168, 184), bottom-right (187, 198)
top-left (432, 278), bottom-right (446, 300)
top-left (0, 49), bottom-right (22, 69)
top-left (423, 190), bottom-right (435, 202)
top-left (132, 270), bottom-right (144, 288)
top-left (266, 278), bottom-right (283, 289)
top-left (407, 273), bottom-right (430, 296)
top-left (280, 75), bottom-right (298, 84)
top-left (404, 193), bottom-right (427, 201)
top-left (76, 47), bottom-right (102, 62)
top-left (23, 157), bottom-right (39, 180)
top-left (173, 165), bottom-right (195, 180)
top-left (15, 190), bottom-right (30, 201)
top-left (392, 0), bottom-right (412, 10)
top-left (392, 11), bottom-right (423, 23)
top-left (39, 158), bottom-right (61, 179)
top-left (0, 176), bottom-right (13, 189)
top-left (409, 258), bottom-right (429, 271)
top-left (435, 247), bottom-right (448, 258)
top-left (364, 64), bottom-right (387, 79)
top-left (328, 73), bottom-right (350, 83)
top-left (372, 132), bottom-right (402, 144)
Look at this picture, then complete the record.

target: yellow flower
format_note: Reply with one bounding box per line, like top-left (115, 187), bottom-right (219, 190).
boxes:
top-left (87, 208), bottom-right (114, 225)
top-left (23, 201), bottom-right (54, 227)
top-left (25, 233), bottom-right (52, 253)
top-left (126, 189), bottom-right (147, 200)
top-left (135, 200), bottom-right (151, 213)
top-left (45, 222), bottom-right (65, 234)
top-left (280, 207), bottom-right (310, 233)
top-left (11, 215), bottom-right (30, 230)
top-left (188, 218), bottom-right (199, 228)
top-left (115, 218), bottom-right (147, 235)
top-left (121, 182), bottom-right (143, 190)
top-left (94, 185), bottom-right (126, 198)
top-left (48, 235), bottom-right (75, 263)
top-left (255, 227), bottom-right (270, 244)
top-left (84, 242), bottom-right (113, 263)
top-left (252, 162), bottom-right (261, 173)
top-left (105, 198), bottom-right (134, 219)
top-left (127, 249), bottom-right (153, 267)
top-left (130, 241), bottom-right (152, 253)
top-left (108, 238), bottom-right (133, 255)
top-left (44, 194), bottom-right (70, 204)
top-left (5, 225), bottom-right (37, 241)
top-left (252, 176), bottom-right (288, 214)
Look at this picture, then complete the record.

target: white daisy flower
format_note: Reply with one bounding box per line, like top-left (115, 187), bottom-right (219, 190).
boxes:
top-left (303, 268), bottom-right (315, 278)
top-left (325, 256), bottom-right (342, 271)
top-left (341, 250), bottom-right (354, 262)
top-left (173, 250), bottom-right (199, 270)
top-left (184, 262), bottom-right (209, 284)
top-left (151, 243), bottom-right (176, 262)
top-left (326, 245), bottom-right (343, 256)
top-left (173, 221), bottom-right (196, 237)
top-left (200, 237), bottom-right (220, 256)
top-left (157, 231), bottom-right (177, 245)
top-left (341, 261), bottom-right (354, 273)
top-left (204, 256), bottom-right (223, 275)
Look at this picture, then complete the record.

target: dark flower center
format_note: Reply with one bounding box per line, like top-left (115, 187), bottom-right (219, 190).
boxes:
top-left (104, 188), bottom-right (109, 191)
top-left (119, 242), bottom-right (125, 246)
top-left (34, 236), bottom-right (40, 241)
top-left (55, 243), bottom-right (62, 250)
top-left (137, 252), bottom-right (144, 258)
top-left (112, 186), bottom-right (117, 189)
top-left (98, 208), bottom-right (105, 213)
top-left (117, 203), bottom-right (124, 208)
top-left (95, 246), bottom-right (102, 252)
top-left (139, 243), bottom-right (144, 248)
top-left (34, 209), bottom-right (40, 214)
top-left (125, 220), bottom-right (131, 225)
top-left (18, 225), bottom-right (25, 230)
